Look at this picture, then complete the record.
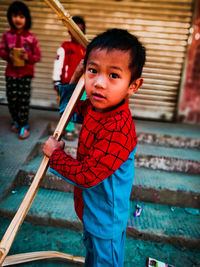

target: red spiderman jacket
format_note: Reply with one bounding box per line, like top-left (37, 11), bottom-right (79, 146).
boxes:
top-left (50, 99), bottom-right (137, 239)
top-left (0, 28), bottom-right (41, 77)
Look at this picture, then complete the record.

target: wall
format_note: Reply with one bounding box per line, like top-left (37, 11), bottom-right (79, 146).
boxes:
top-left (178, 0), bottom-right (200, 124)
top-left (0, 0), bottom-right (195, 121)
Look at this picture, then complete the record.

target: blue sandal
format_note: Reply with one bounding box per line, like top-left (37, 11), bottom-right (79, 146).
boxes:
top-left (19, 126), bottom-right (30, 139)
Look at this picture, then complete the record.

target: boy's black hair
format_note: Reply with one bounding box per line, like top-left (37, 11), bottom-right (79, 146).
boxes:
top-left (84, 28), bottom-right (146, 83)
top-left (72, 16), bottom-right (86, 34)
top-left (7, 1), bottom-right (31, 30)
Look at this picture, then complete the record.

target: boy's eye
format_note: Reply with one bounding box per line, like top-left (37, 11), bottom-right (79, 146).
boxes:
top-left (88, 68), bottom-right (97, 74)
top-left (110, 73), bottom-right (119, 79)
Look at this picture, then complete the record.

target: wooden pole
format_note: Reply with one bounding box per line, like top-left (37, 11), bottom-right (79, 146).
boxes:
top-left (44, 0), bottom-right (88, 48)
top-left (0, 0), bottom-right (88, 264)
top-left (3, 251), bottom-right (84, 266)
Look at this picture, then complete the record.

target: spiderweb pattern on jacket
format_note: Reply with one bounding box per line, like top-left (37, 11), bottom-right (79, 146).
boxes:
top-left (50, 100), bottom-right (137, 220)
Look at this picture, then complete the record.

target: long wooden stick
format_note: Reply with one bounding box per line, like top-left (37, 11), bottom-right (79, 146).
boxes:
top-left (3, 251), bottom-right (84, 266)
top-left (0, 0), bottom-right (88, 265)
top-left (44, 0), bottom-right (88, 48)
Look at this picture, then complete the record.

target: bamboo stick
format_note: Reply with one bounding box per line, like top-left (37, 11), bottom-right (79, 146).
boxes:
top-left (3, 251), bottom-right (84, 266)
top-left (0, 0), bottom-right (88, 265)
top-left (44, 0), bottom-right (88, 47)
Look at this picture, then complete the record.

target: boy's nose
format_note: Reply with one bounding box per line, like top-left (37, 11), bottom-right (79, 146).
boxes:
top-left (94, 75), bottom-right (106, 88)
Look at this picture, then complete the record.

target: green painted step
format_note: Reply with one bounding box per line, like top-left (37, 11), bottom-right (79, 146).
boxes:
top-left (133, 167), bottom-right (200, 208)
top-left (137, 132), bottom-right (200, 149)
top-left (128, 201), bottom-right (200, 249)
top-left (47, 121), bottom-right (200, 149)
top-left (134, 119), bottom-right (200, 140)
top-left (1, 218), bottom-right (200, 267)
top-left (17, 152), bottom-right (200, 207)
top-left (34, 139), bottom-right (200, 174)
top-left (136, 144), bottom-right (200, 161)
top-left (135, 144), bottom-right (200, 174)
top-left (0, 186), bottom-right (199, 249)
top-left (134, 167), bottom-right (200, 194)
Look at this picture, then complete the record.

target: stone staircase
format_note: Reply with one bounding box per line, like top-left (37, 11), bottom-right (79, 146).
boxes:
top-left (0, 119), bottom-right (200, 266)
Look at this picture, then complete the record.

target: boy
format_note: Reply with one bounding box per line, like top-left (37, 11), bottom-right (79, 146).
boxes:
top-left (43, 28), bottom-right (145, 266)
top-left (52, 15), bottom-right (86, 140)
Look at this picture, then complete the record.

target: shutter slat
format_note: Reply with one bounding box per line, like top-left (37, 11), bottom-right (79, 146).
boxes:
top-left (0, 0), bottom-right (194, 121)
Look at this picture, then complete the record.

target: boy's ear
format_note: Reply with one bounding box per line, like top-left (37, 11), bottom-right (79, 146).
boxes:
top-left (128, 78), bottom-right (143, 95)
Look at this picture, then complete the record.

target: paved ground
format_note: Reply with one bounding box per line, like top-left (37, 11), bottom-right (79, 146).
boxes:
top-left (0, 105), bottom-right (59, 200)
top-left (0, 104), bottom-right (200, 267)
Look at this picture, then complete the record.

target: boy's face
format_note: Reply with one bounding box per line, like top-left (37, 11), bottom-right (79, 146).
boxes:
top-left (11, 13), bottom-right (26, 32)
top-left (84, 48), bottom-right (143, 113)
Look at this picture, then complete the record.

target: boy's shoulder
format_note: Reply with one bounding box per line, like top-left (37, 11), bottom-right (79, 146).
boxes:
top-left (104, 107), bottom-right (133, 132)
top-left (86, 101), bottom-right (134, 133)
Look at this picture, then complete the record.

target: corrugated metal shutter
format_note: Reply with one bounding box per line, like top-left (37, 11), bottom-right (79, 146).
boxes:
top-left (0, 0), bottom-right (194, 121)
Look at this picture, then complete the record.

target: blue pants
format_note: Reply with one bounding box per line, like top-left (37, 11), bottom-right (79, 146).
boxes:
top-left (83, 230), bottom-right (126, 267)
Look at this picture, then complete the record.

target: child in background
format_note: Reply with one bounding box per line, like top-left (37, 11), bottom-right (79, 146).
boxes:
top-left (0, 1), bottom-right (41, 139)
top-left (43, 29), bottom-right (145, 266)
top-left (52, 16), bottom-right (86, 141)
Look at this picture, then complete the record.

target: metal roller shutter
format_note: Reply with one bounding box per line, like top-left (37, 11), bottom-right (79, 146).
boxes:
top-left (0, 0), bottom-right (194, 121)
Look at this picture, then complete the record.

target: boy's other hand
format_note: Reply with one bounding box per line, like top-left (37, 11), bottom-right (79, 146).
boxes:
top-left (43, 136), bottom-right (65, 158)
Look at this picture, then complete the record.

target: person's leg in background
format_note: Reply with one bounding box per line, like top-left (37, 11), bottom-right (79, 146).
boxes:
top-left (17, 76), bottom-right (32, 139)
top-left (6, 76), bottom-right (20, 133)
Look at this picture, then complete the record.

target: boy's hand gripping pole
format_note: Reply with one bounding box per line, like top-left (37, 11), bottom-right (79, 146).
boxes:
top-left (0, 0), bottom-right (88, 265)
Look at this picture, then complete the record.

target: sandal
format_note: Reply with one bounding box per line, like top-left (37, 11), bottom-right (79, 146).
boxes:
top-left (11, 121), bottom-right (19, 133)
top-left (19, 126), bottom-right (30, 139)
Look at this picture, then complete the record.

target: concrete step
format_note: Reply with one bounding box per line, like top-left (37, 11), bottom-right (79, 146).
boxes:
top-left (41, 125), bottom-right (200, 174)
top-left (133, 167), bottom-right (200, 208)
top-left (0, 186), bottom-right (199, 249)
top-left (1, 218), bottom-right (199, 267)
top-left (26, 138), bottom-right (200, 177)
top-left (134, 119), bottom-right (200, 144)
top-left (135, 144), bottom-right (200, 174)
top-left (13, 141), bottom-right (200, 208)
top-left (137, 131), bottom-right (200, 149)
top-left (47, 121), bottom-right (200, 149)
top-left (40, 120), bottom-right (200, 174)
top-left (15, 165), bottom-right (200, 209)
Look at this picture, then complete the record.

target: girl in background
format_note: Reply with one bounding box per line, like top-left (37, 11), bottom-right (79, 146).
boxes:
top-left (0, 1), bottom-right (41, 139)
